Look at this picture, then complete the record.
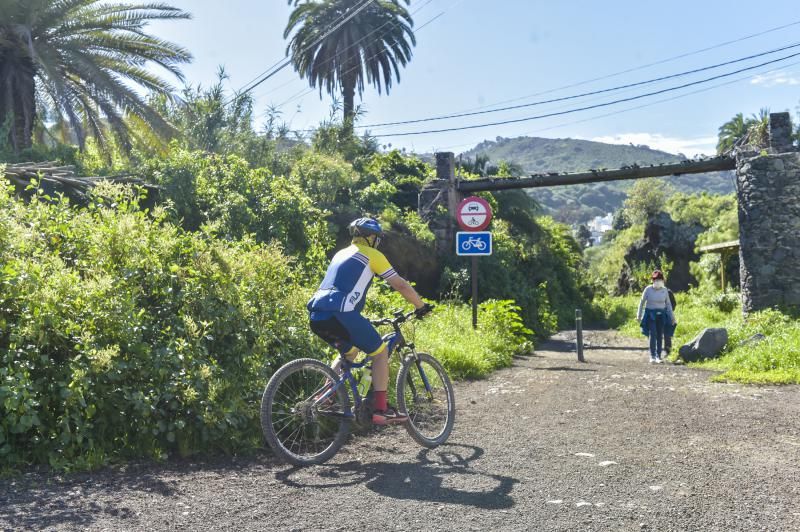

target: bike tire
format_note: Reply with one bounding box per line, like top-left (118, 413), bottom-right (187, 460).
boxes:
top-left (261, 358), bottom-right (351, 466)
top-left (395, 352), bottom-right (455, 448)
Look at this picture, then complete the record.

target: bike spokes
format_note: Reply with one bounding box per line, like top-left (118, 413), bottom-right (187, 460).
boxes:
top-left (399, 354), bottom-right (454, 446)
top-left (262, 361), bottom-right (350, 464)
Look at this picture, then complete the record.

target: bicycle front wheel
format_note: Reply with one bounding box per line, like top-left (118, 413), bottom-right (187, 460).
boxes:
top-left (261, 358), bottom-right (351, 466)
top-left (396, 352), bottom-right (455, 448)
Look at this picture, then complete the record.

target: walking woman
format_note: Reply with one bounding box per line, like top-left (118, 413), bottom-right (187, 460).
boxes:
top-left (636, 270), bottom-right (676, 363)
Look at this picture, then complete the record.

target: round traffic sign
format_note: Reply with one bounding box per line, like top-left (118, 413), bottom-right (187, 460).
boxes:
top-left (456, 196), bottom-right (493, 231)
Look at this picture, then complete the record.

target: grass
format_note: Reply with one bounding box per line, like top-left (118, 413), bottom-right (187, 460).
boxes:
top-left (414, 303), bottom-right (533, 380)
top-left (596, 292), bottom-right (800, 384)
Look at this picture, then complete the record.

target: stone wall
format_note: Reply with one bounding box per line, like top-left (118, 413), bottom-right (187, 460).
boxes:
top-left (736, 114), bottom-right (800, 312)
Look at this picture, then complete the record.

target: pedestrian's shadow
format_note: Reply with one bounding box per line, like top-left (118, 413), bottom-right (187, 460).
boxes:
top-left (275, 443), bottom-right (517, 509)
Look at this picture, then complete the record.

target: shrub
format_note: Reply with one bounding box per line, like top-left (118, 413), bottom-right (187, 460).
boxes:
top-left (414, 301), bottom-right (532, 380)
top-left (712, 292), bottom-right (739, 313)
top-left (0, 185), bottom-right (317, 469)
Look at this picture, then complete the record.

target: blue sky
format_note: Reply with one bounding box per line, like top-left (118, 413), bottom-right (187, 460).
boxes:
top-left (149, 0), bottom-right (800, 157)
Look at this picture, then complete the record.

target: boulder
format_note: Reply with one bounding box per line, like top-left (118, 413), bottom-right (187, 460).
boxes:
top-left (678, 328), bottom-right (729, 362)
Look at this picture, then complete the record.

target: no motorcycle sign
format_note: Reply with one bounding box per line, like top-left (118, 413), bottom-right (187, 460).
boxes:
top-left (456, 196), bottom-right (492, 231)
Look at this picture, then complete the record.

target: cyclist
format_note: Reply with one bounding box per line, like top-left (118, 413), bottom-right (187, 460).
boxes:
top-left (307, 217), bottom-right (432, 425)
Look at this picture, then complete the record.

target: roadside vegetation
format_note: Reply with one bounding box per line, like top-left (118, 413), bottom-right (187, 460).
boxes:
top-left (591, 153), bottom-right (799, 385)
top-left (0, 1), bottom-right (589, 471)
top-left (598, 293), bottom-right (800, 385)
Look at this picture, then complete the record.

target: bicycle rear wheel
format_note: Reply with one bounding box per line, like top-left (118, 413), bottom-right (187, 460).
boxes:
top-left (396, 352), bottom-right (455, 448)
top-left (261, 358), bottom-right (351, 466)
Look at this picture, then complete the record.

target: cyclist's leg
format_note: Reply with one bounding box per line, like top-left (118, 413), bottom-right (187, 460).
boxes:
top-left (334, 312), bottom-right (407, 424)
top-left (309, 315), bottom-right (358, 371)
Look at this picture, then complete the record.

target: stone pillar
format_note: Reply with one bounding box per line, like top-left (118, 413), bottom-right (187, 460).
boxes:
top-left (736, 112), bottom-right (800, 313)
top-left (768, 112), bottom-right (794, 153)
top-left (418, 152), bottom-right (462, 254)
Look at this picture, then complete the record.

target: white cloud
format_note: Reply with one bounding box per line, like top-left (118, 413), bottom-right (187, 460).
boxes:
top-left (750, 71), bottom-right (800, 87)
top-left (588, 133), bottom-right (717, 157)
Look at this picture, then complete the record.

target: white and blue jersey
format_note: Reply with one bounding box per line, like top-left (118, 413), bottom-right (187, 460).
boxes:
top-left (308, 243), bottom-right (397, 314)
top-left (308, 243), bottom-right (398, 356)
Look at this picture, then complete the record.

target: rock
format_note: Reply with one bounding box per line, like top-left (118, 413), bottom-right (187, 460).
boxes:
top-left (679, 328), bottom-right (729, 362)
top-left (739, 333), bottom-right (766, 348)
top-left (616, 212), bottom-right (711, 294)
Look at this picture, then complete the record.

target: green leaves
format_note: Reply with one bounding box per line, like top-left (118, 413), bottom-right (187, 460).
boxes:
top-left (0, 183), bottom-right (316, 469)
top-left (1, 0), bottom-right (192, 153)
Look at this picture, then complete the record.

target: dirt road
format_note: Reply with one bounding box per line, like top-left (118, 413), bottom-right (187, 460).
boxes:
top-left (2, 330), bottom-right (799, 531)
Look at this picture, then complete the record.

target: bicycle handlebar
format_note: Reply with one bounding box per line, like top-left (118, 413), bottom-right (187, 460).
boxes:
top-left (370, 310), bottom-right (415, 327)
top-left (370, 303), bottom-right (438, 327)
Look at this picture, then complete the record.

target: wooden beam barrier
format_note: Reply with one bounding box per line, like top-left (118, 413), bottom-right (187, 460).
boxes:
top-left (456, 156), bottom-right (736, 192)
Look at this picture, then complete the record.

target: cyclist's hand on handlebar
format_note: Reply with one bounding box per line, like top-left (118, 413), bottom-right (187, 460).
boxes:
top-left (414, 303), bottom-right (434, 319)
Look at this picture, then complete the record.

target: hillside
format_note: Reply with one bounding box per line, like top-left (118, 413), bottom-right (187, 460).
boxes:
top-left (459, 136), bottom-right (735, 224)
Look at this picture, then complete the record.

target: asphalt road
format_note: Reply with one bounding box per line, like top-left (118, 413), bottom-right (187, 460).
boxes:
top-left (2, 329), bottom-right (799, 531)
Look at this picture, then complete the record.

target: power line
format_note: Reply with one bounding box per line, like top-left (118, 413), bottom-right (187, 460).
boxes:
top-left (443, 17), bottom-right (800, 118)
top-left (435, 61), bottom-right (800, 155)
top-left (368, 50), bottom-right (800, 138)
top-left (357, 41), bottom-right (800, 129)
top-left (226, 0), bottom-right (377, 104)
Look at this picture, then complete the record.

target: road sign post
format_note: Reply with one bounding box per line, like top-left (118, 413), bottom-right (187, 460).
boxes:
top-left (576, 309), bottom-right (585, 362)
top-left (455, 196), bottom-right (493, 329)
top-left (472, 257), bottom-right (478, 329)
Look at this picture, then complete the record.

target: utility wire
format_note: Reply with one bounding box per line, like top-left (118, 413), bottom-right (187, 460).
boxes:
top-left (357, 41), bottom-right (800, 129)
top-left (445, 17), bottom-right (800, 118)
top-left (225, 0), bottom-right (376, 104)
top-left (435, 61), bottom-right (800, 154)
top-left (369, 50), bottom-right (800, 138)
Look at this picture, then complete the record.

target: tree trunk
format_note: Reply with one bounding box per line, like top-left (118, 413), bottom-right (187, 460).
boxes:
top-left (0, 58), bottom-right (36, 154)
top-left (342, 78), bottom-right (356, 133)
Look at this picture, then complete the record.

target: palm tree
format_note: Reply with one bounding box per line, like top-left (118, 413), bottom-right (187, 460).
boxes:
top-left (0, 0), bottom-right (191, 154)
top-left (716, 113), bottom-right (749, 154)
top-left (284, 0), bottom-right (416, 126)
top-left (716, 108), bottom-right (771, 154)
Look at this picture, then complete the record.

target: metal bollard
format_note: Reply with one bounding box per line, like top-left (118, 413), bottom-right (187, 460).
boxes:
top-left (576, 309), bottom-right (585, 362)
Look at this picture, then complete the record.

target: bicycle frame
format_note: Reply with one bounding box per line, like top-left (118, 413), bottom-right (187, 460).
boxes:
top-left (310, 310), bottom-right (433, 415)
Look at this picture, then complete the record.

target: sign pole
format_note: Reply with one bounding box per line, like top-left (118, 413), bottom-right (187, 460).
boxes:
top-left (472, 256), bottom-right (478, 329)
top-left (576, 309), bottom-right (585, 362)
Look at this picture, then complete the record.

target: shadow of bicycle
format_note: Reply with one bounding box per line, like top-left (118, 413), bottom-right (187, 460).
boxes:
top-left (275, 443), bottom-right (517, 509)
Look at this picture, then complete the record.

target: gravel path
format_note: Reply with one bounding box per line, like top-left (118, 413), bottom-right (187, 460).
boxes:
top-left (2, 329), bottom-right (799, 531)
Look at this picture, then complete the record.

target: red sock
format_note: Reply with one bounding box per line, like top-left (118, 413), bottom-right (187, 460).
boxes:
top-left (374, 391), bottom-right (387, 411)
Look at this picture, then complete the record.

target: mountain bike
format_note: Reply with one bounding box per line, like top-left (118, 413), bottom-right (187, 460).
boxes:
top-left (260, 309), bottom-right (455, 466)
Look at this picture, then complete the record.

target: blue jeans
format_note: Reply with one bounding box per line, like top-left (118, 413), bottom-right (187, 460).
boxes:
top-left (647, 310), bottom-right (666, 359)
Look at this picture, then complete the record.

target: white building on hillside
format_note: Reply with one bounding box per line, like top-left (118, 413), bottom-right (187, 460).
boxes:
top-left (588, 213), bottom-right (614, 245)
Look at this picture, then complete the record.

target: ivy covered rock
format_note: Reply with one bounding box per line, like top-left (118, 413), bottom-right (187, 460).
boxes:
top-left (616, 212), bottom-right (704, 294)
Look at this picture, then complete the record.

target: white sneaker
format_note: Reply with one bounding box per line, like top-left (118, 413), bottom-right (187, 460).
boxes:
top-left (655, 358), bottom-right (663, 364)
top-left (649, 358), bottom-right (656, 364)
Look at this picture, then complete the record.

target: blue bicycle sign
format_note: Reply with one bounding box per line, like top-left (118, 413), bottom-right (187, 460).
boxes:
top-left (456, 232), bottom-right (492, 256)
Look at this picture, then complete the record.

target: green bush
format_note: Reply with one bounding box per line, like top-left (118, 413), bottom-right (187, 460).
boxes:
top-left (0, 184), bottom-right (317, 469)
top-left (0, 183), bottom-right (536, 470)
top-left (712, 292), bottom-right (739, 313)
top-left (415, 301), bottom-right (532, 380)
top-left (141, 149), bottom-right (331, 277)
